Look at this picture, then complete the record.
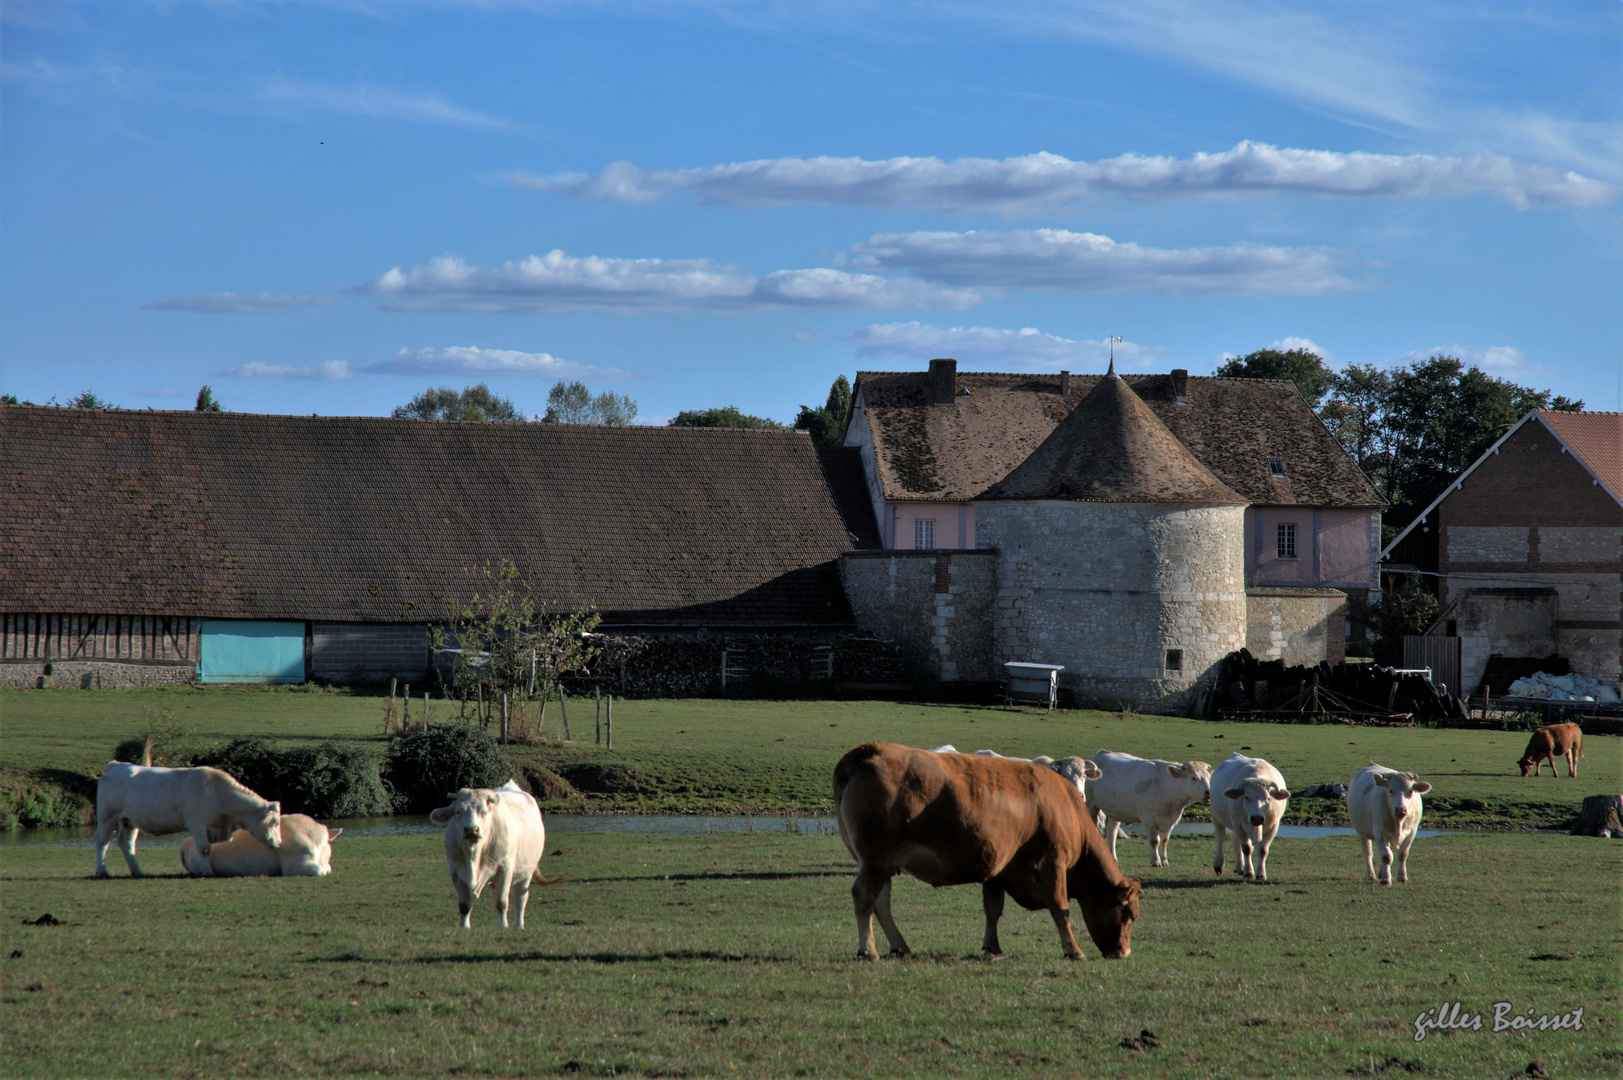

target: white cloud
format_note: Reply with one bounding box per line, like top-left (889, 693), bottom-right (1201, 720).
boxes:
top-left (845, 229), bottom-right (1365, 298)
top-left (363, 346), bottom-right (637, 380)
top-left (256, 77), bottom-right (512, 131)
top-left (1, 59), bottom-right (66, 83)
top-left (359, 251), bottom-right (980, 313)
top-left (1270, 337), bottom-right (1335, 363)
top-left (847, 323), bottom-right (1170, 370)
top-left (145, 292), bottom-right (334, 315)
top-left (226, 360), bottom-right (354, 381)
top-left (517, 142), bottom-right (1612, 212)
top-left (1392, 344), bottom-right (1531, 373)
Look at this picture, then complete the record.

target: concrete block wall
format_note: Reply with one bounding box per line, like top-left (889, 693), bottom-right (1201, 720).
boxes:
top-left (976, 501), bottom-right (1247, 713)
top-left (839, 550), bottom-right (996, 683)
top-left (311, 622), bottom-right (431, 685)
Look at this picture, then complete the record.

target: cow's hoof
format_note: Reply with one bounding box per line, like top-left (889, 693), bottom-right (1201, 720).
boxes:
top-left (981, 950), bottom-right (1004, 961)
top-left (886, 948), bottom-right (911, 960)
top-left (855, 952), bottom-right (877, 962)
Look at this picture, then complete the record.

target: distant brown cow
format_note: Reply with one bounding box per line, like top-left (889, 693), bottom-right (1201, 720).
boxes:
top-left (1518, 723), bottom-right (1586, 777)
top-left (833, 743), bottom-right (1141, 961)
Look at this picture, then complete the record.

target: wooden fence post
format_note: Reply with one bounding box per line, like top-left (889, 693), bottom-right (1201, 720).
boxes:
top-left (423, 690), bottom-right (429, 733)
top-left (606, 693), bottom-right (613, 750)
top-left (595, 686), bottom-right (602, 745)
top-left (500, 692), bottom-right (509, 745)
top-left (558, 686), bottom-right (571, 742)
top-left (404, 684), bottom-right (411, 726)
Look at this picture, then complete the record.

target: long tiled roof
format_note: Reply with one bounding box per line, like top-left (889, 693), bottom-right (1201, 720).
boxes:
top-left (852, 370), bottom-right (1383, 507)
top-left (982, 372), bottom-right (1245, 504)
top-left (1540, 410), bottom-right (1623, 502)
top-left (0, 407), bottom-right (880, 624)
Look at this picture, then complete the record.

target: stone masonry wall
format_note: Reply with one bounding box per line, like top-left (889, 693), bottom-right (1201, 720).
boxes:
top-left (839, 550), bottom-right (997, 683)
top-left (975, 501), bottom-right (1247, 713)
top-left (1244, 588), bottom-right (1347, 668)
top-left (0, 659), bottom-right (195, 690)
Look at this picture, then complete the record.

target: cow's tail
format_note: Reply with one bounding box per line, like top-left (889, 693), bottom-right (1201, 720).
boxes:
top-left (532, 867), bottom-right (568, 888)
top-left (832, 742), bottom-right (884, 808)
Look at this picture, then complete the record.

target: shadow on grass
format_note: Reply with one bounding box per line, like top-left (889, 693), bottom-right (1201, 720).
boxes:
top-left (1139, 876), bottom-right (1258, 891)
top-left (579, 870), bottom-right (851, 883)
top-left (310, 949), bottom-right (798, 966)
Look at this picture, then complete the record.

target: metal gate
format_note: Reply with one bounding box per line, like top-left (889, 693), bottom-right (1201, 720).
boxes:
top-left (1403, 635), bottom-right (1462, 698)
top-left (198, 620), bottom-right (306, 684)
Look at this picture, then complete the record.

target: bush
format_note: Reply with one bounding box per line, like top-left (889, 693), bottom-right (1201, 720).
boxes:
top-left (193, 738), bottom-right (392, 819)
top-left (383, 724), bottom-right (514, 814)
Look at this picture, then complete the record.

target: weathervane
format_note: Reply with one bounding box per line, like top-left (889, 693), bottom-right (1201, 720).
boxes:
top-left (1108, 335), bottom-right (1123, 376)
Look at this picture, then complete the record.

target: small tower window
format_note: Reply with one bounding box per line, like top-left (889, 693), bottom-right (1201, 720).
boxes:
top-left (1165, 649), bottom-right (1184, 673)
top-left (914, 519), bottom-right (935, 550)
top-left (1268, 458), bottom-right (1285, 477)
top-left (1277, 523), bottom-right (1298, 559)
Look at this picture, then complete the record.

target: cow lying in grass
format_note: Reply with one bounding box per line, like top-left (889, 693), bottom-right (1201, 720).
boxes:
top-left (180, 814), bottom-right (342, 877)
top-left (1348, 764), bottom-right (1430, 885)
top-left (836, 743), bottom-right (1139, 961)
top-left (431, 780), bottom-right (560, 928)
top-left (94, 763), bottom-right (281, 878)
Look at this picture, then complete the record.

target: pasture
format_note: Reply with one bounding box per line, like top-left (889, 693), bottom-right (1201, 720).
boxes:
top-left (5, 686), bottom-right (1619, 827)
top-left (3, 828), bottom-right (1618, 1078)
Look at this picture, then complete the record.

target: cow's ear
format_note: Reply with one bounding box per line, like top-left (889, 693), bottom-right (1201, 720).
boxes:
top-left (1169, 764), bottom-right (1192, 778)
top-left (1373, 773), bottom-right (1389, 788)
top-left (1271, 788), bottom-right (1291, 801)
top-left (327, 827), bottom-right (344, 840)
top-left (1223, 787), bottom-right (1245, 800)
top-left (1411, 782), bottom-right (1432, 795)
top-left (270, 801), bottom-right (281, 813)
top-left (1082, 760), bottom-right (1102, 779)
top-left (430, 806), bottom-right (456, 825)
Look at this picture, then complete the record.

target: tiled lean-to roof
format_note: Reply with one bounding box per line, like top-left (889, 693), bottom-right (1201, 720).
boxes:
top-left (982, 371), bottom-right (1246, 504)
top-left (851, 369), bottom-right (1383, 507)
top-left (1, 406), bottom-right (880, 624)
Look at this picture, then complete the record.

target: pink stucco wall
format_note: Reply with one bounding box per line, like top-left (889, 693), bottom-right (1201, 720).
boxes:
top-left (1247, 507), bottom-right (1374, 589)
top-left (890, 502), bottom-right (976, 549)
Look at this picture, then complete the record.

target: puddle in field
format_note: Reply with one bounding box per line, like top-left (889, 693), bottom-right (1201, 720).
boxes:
top-left (1, 816), bottom-right (1452, 848)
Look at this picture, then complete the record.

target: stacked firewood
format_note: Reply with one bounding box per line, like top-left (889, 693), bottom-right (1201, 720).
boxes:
top-left (1208, 649), bottom-right (1467, 724)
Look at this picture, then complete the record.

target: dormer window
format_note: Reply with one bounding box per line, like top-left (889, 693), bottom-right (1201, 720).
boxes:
top-left (1268, 458), bottom-right (1285, 477)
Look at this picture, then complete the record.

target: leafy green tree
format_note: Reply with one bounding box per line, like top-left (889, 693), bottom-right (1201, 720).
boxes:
top-left (393, 383), bottom-right (521, 422)
top-left (1216, 348), bottom-right (1336, 407)
top-left (667, 406), bottom-right (783, 429)
top-left (1367, 577), bottom-right (1440, 665)
top-left (1, 395), bottom-right (18, 406)
top-left (793, 375), bottom-right (852, 446)
top-left (69, 389), bottom-right (117, 409)
top-left (194, 385), bottom-right (223, 412)
top-left (542, 380), bottom-right (637, 425)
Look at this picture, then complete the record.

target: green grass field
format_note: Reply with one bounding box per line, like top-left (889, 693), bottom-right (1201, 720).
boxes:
top-left (3, 829), bottom-right (1618, 1078)
top-left (3, 686), bottom-right (1618, 828)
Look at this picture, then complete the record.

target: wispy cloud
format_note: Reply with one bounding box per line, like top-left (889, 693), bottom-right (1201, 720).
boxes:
top-left (1391, 344), bottom-right (1531, 373)
top-left (0, 58), bottom-right (67, 83)
top-left (359, 251), bottom-right (981, 313)
top-left (847, 323), bottom-right (1169, 370)
top-left (364, 346), bottom-right (637, 380)
top-left (226, 360), bottom-right (354, 381)
top-left (845, 229), bottom-right (1365, 298)
top-left (145, 292), bottom-right (335, 315)
top-left (256, 77), bottom-right (513, 131)
top-left (518, 142), bottom-right (1612, 212)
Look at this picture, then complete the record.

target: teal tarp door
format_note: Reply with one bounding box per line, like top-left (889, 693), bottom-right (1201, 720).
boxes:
top-left (198, 621), bottom-right (306, 684)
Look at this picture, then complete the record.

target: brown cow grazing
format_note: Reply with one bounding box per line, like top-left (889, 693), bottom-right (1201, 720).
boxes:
top-left (1518, 723), bottom-right (1586, 777)
top-left (833, 742), bottom-right (1141, 961)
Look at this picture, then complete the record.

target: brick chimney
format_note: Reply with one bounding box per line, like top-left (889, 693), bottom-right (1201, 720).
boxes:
top-left (1171, 368), bottom-right (1189, 404)
top-left (1059, 369), bottom-right (1070, 397)
top-left (929, 358), bottom-right (957, 405)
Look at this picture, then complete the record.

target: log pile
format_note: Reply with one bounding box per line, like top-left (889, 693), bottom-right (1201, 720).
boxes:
top-left (1208, 649), bottom-right (1467, 724)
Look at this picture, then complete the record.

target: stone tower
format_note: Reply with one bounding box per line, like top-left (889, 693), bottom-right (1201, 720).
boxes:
top-left (974, 366), bottom-right (1249, 711)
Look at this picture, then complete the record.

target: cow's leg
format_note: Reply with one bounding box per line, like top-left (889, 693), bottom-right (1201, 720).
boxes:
top-left (1395, 831), bottom-right (1414, 884)
top-left (872, 876), bottom-right (910, 958)
top-left (93, 814), bottom-right (119, 877)
top-left (1567, 748), bottom-right (1578, 778)
top-left (1235, 831), bottom-right (1253, 878)
top-left (1047, 906), bottom-right (1085, 960)
top-left (117, 819), bottom-right (144, 877)
top-left (1103, 818), bottom-right (1121, 861)
top-left (1376, 837), bottom-right (1393, 886)
top-left (183, 809), bottom-right (216, 859)
top-left (1212, 822), bottom-right (1226, 875)
top-left (851, 865), bottom-right (885, 960)
top-left (1255, 822), bottom-right (1279, 882)
top-left (513, 876), bottom-right (532, 929)
top-left (452, 874), bottom-right (474, 929)
top-left (1361, 836), bottom-right (1376, 881)
top-left (491, 868), bottom-right (514, 928)
top-left (980, 882), bottom-right (1006, 957)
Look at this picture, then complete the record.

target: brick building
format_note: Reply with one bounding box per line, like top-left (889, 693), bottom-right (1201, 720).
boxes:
top-left (1380, 408), bottom-right (1623, 694)
top-left (1, 406), bottom-right (879, 689)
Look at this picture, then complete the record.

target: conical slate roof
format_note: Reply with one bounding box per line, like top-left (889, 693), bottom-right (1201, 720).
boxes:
top-left (979, 367), bottom-right (1247, 504)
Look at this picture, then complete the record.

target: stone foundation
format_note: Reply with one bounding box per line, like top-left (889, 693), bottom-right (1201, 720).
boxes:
top-left (0, 660), bottom-right (196, 690)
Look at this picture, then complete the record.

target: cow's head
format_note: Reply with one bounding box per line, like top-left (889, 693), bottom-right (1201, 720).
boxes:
top-left (1170, 761), bottom-right (1213, 803)
top-left (431, 788), bottom-right (499, 848)
top-left (1517, 755), bottom-right (1537, 777)
top-left (1372, 770), bottom-right (1430, 821)
top-left (247, 801), bottom-right (282, 849)
top-left (1075, 874), bottom-right (1141, 960)
top-left (1223, 778), bottom-right (1289, 835)
top-left (1049, 756), bottom-right (1102, 794)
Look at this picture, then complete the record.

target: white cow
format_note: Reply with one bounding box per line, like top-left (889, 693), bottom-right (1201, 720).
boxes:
top-left (1086, 751), bottom-right (1212, 867)
top-left (94, 762), bottom-right (281, 878)
top-left (430, 780), bottom-right (555, 928)
top-left (928, 746), bottom-right (1100, 793)
top-left (1348, 764), bottom-right (1431, 885)
top-left (1209, 753), bottom-right (1290, 881)
top-left (180, 813), bottom-right (343, 877)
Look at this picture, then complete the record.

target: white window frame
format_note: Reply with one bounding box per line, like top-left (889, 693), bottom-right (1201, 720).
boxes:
top-left (1277, 522), bottom-right (1298, 559)
top-left (914, 518), bottom-right (935, 550)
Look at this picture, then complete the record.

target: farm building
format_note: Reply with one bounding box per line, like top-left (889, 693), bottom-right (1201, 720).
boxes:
top-left (1381, 408), bottom-right (1623, 698)
top-left (841, 359), bottom-right (1384, 709)
top-left (0, 405), bottom-right (884, 692)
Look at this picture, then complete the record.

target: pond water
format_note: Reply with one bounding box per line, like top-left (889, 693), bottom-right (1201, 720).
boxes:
top-left (0, 816), bottom-right (1452, 848)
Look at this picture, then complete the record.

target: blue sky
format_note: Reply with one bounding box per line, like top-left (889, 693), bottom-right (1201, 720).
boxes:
top-left (2, 1), bottom-right (1618, 423)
